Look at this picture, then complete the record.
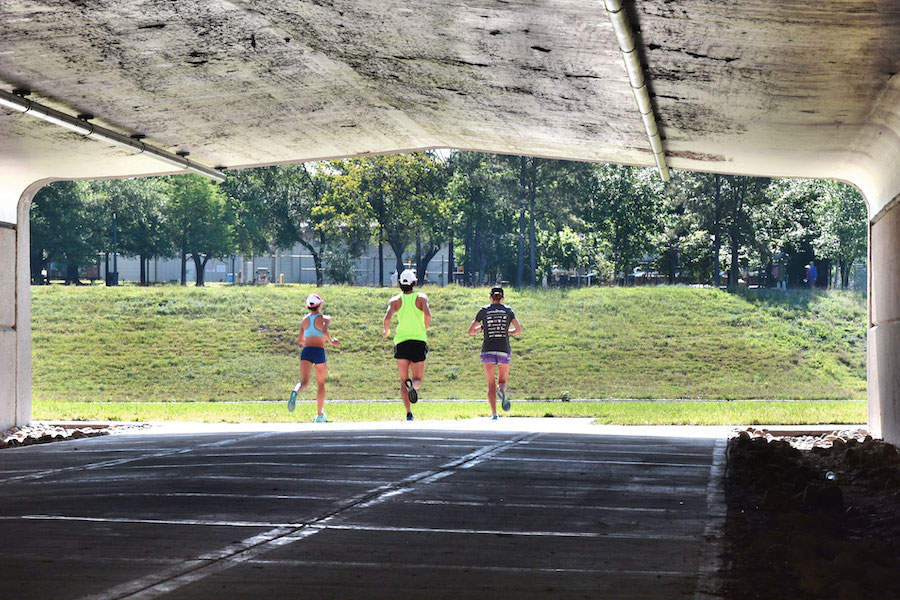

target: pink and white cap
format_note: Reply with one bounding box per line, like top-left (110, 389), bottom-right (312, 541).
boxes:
top-left (306, 293), bottom-right (323, 308)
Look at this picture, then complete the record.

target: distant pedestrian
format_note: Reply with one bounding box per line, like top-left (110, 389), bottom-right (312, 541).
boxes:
top-left (383, 269), bottom-right (431, 421)
top-left (288, 293), bottom-right (339, 422)
top-left (467, 286), bottom-right (522, 420)
top-left (805, 262), bottom-right (818, 288)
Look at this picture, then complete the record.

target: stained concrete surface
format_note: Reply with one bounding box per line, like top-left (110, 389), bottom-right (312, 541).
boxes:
top-left (1, 1), bottom-right (899, 219)
top-left (0, 421), bottom-right (726, 599)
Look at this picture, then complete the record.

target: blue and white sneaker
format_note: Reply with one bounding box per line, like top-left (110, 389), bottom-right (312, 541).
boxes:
top-left (314, 413), bottom-right (327, 423)
top-left (499, 388), bottom-right (510, 412)
top-left (287, 389), bottom-right (297, 413)
top-left (491, 413), bottom-right (499, 421)
top-left (406, 412), bottom-right (415, 421)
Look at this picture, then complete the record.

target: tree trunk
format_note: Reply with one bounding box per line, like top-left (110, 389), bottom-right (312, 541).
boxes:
top-left (139, 254), bottom-right (147, 286)
top-left (298, 239), bottom-right (322, 287)
top-left (528, 164), bottom-right (538, 287)
top-left (712, 174), bottom-right (722, 288)
top-left (516, 207), bottom-right (525, 287)
top-left (389, 238), bottom-right (405, 277)
top-left (319, 231), bottom-right (327, 286)
top-left (378, 226), bottom-right (384, 287)
top-left (193, 254), bottom-right (205, 286)
top-left (421, 241), bottom-right (441, 284)
top-left (416, 233), bottom-right (423, 283)
top-left (473, 222), bottom-right (482, 285)
top-left (463, 220), bottom-right (473, 285)
top-left (516, 156), bottom-right (527, 288)
top-left (668, 246), bottom-right (677, 284)
top-left (447, 230), bottom-right (455, 286)
top-left (66, 263), bottom-right (82, 286)
top-left (180, 251), bottom-right (187, 286)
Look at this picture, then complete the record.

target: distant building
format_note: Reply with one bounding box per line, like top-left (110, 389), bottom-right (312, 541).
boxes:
top-left (92, 242), bottom-right (453, 286)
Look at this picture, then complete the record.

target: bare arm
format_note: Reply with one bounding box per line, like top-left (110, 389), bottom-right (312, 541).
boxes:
top-left (321, 315), bottom-right (339, 346)
top-left (382, 297), bottom-right (399, 338)
top-left (509, 317), bottom-right (522, 336)
top-left (297, 316), bottom-right (308, 347)
top-left (417, 294), bottom-right (432, 329)
top-left (467, 320), bottom-right (482, 336)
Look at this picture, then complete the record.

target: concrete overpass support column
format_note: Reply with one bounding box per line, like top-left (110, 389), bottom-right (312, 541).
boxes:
top-left (869, 198), bottom-right (900, 444)
top-left (0, 191), bottom-right (33, 431)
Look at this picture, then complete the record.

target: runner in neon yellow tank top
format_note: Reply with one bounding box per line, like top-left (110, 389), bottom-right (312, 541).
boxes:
top-left (383, 269), bottom-right (432, 421)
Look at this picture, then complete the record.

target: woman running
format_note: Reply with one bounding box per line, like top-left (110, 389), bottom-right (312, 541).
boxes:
top-left (288, 293), bottom-right (339, 422)
top-left (467, 286), bottom-right (522, 420)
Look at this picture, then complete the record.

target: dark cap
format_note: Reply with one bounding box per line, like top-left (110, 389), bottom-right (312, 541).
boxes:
top-left (490, 286), bottom-right (504, 298)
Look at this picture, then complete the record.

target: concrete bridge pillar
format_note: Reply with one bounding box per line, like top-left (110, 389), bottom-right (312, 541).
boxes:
top-left (869, 197), bottom-right (900, 444)
top-left (0, 187), bottom-right (35, 432)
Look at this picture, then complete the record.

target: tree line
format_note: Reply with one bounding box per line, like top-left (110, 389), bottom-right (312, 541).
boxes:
top-left (30, 151), bottom-right (867, 289)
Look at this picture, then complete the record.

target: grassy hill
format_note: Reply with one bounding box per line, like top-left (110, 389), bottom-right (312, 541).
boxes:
top-left (31, 284), bottom-right (867, 407)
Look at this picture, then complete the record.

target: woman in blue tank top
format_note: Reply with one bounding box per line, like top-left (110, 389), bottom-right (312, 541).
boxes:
top-left (288, 293), bottom-right (339, 422)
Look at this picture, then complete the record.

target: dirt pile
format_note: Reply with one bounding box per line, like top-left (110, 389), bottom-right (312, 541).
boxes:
top-left (0, 422), bottom-right (111, 449)
top-left (721, 428), bottom-right (900, 599)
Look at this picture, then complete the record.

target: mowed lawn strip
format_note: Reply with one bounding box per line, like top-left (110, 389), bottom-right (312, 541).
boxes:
top-left (33, 399), bottom-right (866, 425)
top-left (31, 285), bottom-right (867, 407)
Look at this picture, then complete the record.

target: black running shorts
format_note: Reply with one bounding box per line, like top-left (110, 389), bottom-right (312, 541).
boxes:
top-left (394, 340), bottom-right (428, 362)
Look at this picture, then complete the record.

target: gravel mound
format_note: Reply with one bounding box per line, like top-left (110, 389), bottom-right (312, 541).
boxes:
top-left (0, 422), bottom-right (130, 449)
top-left (721, 427), bottom-right (900, 599)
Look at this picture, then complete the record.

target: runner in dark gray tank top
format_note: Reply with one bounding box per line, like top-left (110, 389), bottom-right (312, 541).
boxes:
top-left (467, 286), bottom-right (522, 419)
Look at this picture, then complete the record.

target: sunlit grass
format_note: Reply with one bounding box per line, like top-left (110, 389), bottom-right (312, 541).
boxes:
top-left (33, 399), bottom-right (866, 426)
top-left (31, 284), bottom-right (867, 415)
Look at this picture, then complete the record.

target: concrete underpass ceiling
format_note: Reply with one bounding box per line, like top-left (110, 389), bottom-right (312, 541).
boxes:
top-left (1, 0), bottom-right (899, 224)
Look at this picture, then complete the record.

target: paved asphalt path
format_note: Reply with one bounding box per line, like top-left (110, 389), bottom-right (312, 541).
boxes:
top-left (0, 421), bottom-right (727, 599)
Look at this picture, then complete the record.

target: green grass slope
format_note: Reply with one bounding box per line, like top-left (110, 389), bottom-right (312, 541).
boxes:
top-left (31, 284), bottom-right (867, 405)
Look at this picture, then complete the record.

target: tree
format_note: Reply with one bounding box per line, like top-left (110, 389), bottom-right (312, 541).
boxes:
top-left (583, 165), bottom-right (662, 282)
top-left (721, 175), bottom-right (770, 289)
top-left (331, 153), bottom-right (449, 282)
top-left (447, 152), bottom-right (517, 285)
top-left (813, 181), bottom-right (867, 288)
top-left (91, 178), bottom-right (172, 285)
top-left (30, 181), bottom-right (101, 284)
top-left (221, 168), bottom-right (278, 260)
top-left (165, 175), bottom-right (233, 286)
top-left (763, 178), bottom-right (822, 287)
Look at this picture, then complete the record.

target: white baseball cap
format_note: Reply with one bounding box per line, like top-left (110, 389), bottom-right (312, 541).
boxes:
top-left (399, 269), bottom-right (417, 285)
top-left (306, 293), bottom-right (323, 308)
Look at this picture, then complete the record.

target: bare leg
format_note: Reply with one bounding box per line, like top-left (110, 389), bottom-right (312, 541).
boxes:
top-left (315, 362), bottom-right (328, 417)
top-left (410, 360), bottom-right (425, 389)
top-left (295, 360), bottom-right (312, 393)
top-left (397, 359), bottom-right (412, 412)
top-left (483, 362), bottom-right (497, 414)
top-left (497, 363), bottom-right (510, 392)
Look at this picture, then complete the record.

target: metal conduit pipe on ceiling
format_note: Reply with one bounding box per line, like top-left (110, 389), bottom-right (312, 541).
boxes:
top-left (0, 89), bottom-right (226, 182)
top-left (604, 0), bottom-right (670, 182)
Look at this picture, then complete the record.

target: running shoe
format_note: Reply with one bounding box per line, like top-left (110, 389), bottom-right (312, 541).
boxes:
top-left (287, 389), bottom-right (297, 413)
top-left (491, 413), bottom-right (499, 421)
top-left (405, 378), bottom-right (418, 404)
top-left (314, 413), bottom-right (327, 423)
top-left (499, 388), bottom-right (510, 412)
top-left (406, 412), bottom-right (415, 421)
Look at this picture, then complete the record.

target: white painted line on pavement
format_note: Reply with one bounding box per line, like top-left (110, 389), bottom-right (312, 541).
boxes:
top-left (0, 431), bottom-right (281, 484)
top-left (406, 499), bottom-right (670, 512)
top-left (693, 437), bottom-right (728, 600)
top-left (73, 432), bottom-right (540, 600)
top-left (489, 456), bottom-right (711, 468)
top-left (243, 558), bottom-right (694, 577)
top-left (325, 523), bottom-right (698, 541)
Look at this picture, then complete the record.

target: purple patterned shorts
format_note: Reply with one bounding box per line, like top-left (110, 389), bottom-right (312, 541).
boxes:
top-left (481, 352), bottom-right (511, 365)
